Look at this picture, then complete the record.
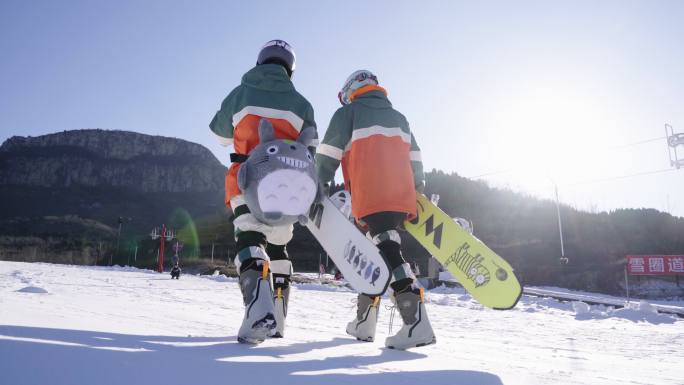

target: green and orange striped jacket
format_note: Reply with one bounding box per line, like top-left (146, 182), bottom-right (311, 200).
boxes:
top-left (315, 86), bottom-right (424, 220)
top-left (209, 64), bottom-right (317, 208)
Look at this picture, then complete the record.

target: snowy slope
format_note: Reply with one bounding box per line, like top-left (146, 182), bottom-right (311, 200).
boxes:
top-left (1, 261), bottom-right (682, 385)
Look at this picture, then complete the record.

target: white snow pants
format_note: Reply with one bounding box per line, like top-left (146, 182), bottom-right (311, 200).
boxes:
top-left (233, 212), bottom-right (294, 246)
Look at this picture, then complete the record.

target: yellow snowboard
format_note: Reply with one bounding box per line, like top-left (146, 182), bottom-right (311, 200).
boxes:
top-left (405, 194), bottom-right (522, 309)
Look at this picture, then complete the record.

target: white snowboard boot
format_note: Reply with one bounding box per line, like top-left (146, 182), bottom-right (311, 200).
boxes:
top-left (237, 253), bottom-right (277, 344)
top-left (269, 259), bottom-right (293, 338)
top-left (271, 284), bottom-right (290, 338)
top-left (385, 286), bottom-right (436, 350)
top-left (346, 294), bottom-right (380, 342)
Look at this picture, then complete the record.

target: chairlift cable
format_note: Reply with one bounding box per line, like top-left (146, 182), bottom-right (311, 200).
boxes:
top-left (565, 168), bottom-right (677, 187)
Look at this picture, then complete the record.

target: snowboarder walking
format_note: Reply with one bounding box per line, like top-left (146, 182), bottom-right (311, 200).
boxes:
top-left (315, 70), bottom-right (435, 349)
top-left (170, 254), bottom-right (181, 279)
top-left (209, 40), bottom-right (317, 343)
top-left (170, 262), bottom-right (181, 279)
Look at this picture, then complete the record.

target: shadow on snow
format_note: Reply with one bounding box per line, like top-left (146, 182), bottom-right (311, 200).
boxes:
top-left (0, 325), bottom-right (503, 385)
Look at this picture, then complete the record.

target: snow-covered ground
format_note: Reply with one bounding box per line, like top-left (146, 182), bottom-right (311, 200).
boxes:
top-left (1, 261), bottom-right (682, 385)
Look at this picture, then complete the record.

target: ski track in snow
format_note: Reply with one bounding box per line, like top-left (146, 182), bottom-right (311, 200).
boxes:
top-left (0, 261), bottom-right (682, 385)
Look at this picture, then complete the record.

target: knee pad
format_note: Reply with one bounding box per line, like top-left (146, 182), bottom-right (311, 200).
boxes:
top-left (370, 229), bottom-right (401, 246)
top-left (372, 230), bottom-right (404, 271)
top-left (235, 246), bottom-right (269, 274)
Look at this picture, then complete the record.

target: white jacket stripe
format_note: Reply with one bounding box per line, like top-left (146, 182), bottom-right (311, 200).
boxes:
top-left (212, 131), bottom-right (233, 147)
top-left (232, 106), bottom-right (304, 132)
top-left (317, 144), bottom-right (344, 160)
top-left (410, 150), bottom-right (422, 162)
top-left (230, 194), bottom-right (246, 208)
top-left (350, 126), bottom-right (411, 145)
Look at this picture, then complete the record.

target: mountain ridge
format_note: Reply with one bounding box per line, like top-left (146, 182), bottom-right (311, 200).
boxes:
top-left (0, 128), bottom-right (225, 193)
top-left (1, 129), bottom-right (682, 296)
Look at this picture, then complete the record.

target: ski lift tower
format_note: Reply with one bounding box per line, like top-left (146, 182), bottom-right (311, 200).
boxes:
top-left (665, 124), bottom-right (684, 169)
top-left (150, 224), bottom-right (176, 273)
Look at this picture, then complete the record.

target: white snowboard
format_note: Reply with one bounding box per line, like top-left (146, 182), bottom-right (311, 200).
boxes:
top-left (305, 192), bottom-right (390, 296)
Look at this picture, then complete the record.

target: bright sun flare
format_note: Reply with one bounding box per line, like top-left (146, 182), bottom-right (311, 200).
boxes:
top-left (486, 86), bottom-right (622, 198)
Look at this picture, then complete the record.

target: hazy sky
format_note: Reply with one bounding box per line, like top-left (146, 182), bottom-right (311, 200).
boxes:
top-left (1, 0), bottom-right (683, 216)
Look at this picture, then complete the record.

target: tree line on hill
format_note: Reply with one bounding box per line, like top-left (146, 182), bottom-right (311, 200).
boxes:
top-left (2, 169), bottom-right (682, 296)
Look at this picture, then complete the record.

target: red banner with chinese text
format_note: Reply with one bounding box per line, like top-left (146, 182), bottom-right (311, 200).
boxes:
top-left (626, 255), bottom-right (684, 275)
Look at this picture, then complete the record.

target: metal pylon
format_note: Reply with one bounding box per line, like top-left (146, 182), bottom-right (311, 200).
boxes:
top-left (665, 124), bottom-right (684, 169)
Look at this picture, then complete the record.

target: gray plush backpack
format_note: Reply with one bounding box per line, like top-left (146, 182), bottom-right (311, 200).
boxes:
top-left (237, 119), bottom-right (321, 226)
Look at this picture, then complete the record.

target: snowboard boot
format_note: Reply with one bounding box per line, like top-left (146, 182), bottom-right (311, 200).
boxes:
top-left (385, 278), bottom-right (436, 350)
top-left (236, 248), bottom-right (277, 344)
top-left (346, 293), bottom-right (381, 342)
top-left (271, 281), bottom-right (290, 338)
top-left (269, 257), bottom-right (293, 338)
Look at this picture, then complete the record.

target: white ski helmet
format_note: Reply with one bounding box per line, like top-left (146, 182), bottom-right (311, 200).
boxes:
top-left (338, 70), bottom-right (378, 105)
top-left (257, 39), bottom-right (296, 77)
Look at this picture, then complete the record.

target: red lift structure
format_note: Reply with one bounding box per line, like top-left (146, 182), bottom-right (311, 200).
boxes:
top-left (150, 225), bottom-right (175, 273)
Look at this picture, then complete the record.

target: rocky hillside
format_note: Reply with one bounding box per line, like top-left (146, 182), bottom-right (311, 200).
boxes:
top-left (0, 129), bottom-right (231, 266)
top-left (0, 129), bottom-right (224, 193)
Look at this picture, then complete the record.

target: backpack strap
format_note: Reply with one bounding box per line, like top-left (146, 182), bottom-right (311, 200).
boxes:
top-left (230, 153), bottom-right (249, 163)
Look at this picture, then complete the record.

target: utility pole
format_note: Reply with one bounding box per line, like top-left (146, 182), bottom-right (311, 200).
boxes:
top-left (97, 241), bottom-right (102, 266)
top-left (172, 240), bottom-right (183, 266)
top-left (549, 178), bottom-right (568, 265)
top-left (211, 233), bottom-right (217, 263)
top-left (114, 216), bottom-right (132, 265)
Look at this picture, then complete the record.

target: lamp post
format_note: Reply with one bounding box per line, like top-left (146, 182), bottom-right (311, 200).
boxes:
top-left (550, 179), bottom-right (567, 264)
top-left (113, 216), bottom-right (132, 266)
top-left (172, 240), bottom-right (183, 266)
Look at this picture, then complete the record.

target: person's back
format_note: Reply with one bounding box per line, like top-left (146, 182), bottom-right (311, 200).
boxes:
top-left (209, 40), bottom-right (317, 344)
top-left (211, 63), bottom-right (316, 209)
top-left (316, 72), bottom-right (423, 221)
top-left (316, 70), bottom-right (434, 350)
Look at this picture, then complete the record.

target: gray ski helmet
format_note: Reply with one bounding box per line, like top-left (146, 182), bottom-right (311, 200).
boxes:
top-left (338, 70), bottom-right (378, 105)
top-left (257, 40), bottom-right (296, 77)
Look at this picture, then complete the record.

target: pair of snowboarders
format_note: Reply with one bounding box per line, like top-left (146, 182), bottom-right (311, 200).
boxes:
top-left (209, 40), bottom-right (435, 349)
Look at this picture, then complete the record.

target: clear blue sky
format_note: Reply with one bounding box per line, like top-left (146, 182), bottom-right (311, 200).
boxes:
top-left (1, 0), bottom-right (683, 216)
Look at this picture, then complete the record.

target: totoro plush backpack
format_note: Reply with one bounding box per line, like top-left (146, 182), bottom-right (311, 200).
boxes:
top-left (237, 119), bottom-right (322, 226)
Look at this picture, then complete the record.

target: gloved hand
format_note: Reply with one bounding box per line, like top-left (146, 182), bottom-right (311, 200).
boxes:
top-left (304, 182), bottom-right (329, 226)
